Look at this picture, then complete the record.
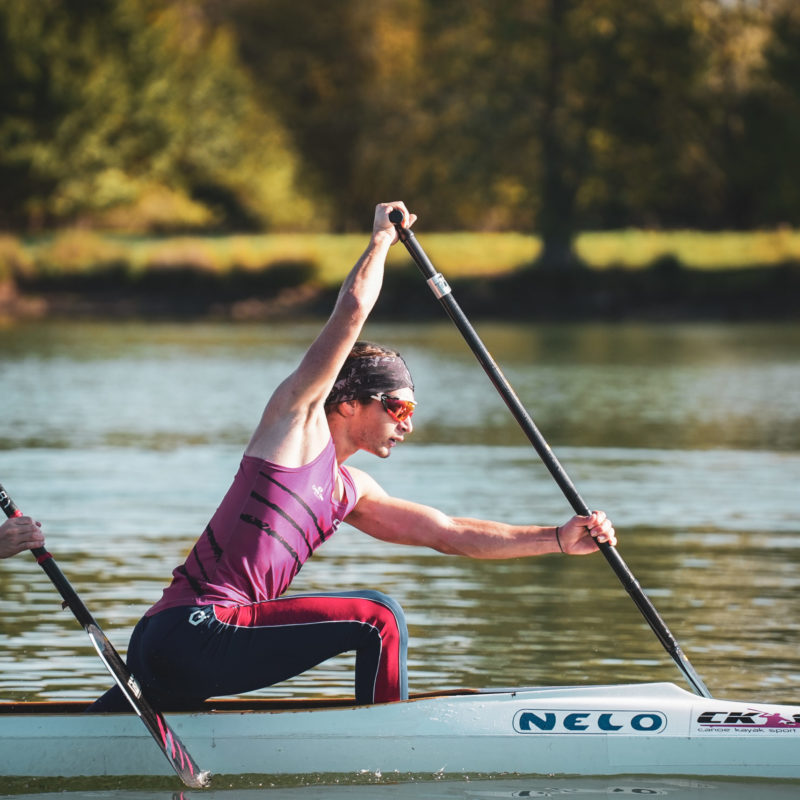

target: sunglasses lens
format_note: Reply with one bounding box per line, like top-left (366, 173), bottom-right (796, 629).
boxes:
top-left (385, 398), bottom-right (414, 422)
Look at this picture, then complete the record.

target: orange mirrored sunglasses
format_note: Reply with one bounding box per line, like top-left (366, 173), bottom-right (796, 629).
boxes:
top-left (370, 393), bottom-right (416, 423)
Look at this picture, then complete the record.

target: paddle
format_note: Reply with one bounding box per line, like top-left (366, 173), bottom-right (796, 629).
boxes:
top-left (388, 209), bottom-right (711, 699)
top-left (0, 482), bottom-right (211, 787)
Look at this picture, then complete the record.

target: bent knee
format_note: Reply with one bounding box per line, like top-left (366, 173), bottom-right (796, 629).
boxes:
top-left (357, 591), bottom-right (408, 639)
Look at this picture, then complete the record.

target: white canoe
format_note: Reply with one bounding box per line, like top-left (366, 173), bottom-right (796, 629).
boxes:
top-left (2, 682), bottom-right (800, 783)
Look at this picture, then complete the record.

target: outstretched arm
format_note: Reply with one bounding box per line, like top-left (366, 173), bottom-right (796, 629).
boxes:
top-left (245, 202), bottom-right (416, 466)
top-left (345, 468), bottom-right (616, 558)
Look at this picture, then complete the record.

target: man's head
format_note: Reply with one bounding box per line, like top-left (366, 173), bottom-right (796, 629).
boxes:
top-left (326, 341), bottom-right (414, 409)
top-left (325, 342), bottom-right (416, 458)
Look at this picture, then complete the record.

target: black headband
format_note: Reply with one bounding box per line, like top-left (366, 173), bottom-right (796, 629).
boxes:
top-left (326, 355), bottom-right (414, 405)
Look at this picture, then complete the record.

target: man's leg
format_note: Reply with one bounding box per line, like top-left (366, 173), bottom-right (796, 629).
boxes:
top-left (212, 590), bottom-right (408, 703)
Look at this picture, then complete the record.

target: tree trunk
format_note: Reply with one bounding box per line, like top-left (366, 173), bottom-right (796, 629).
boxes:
top-left (537, 0), bottom-right (581, 270)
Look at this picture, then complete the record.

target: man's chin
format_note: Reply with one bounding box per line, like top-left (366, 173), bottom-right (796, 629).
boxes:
top-left (364, 441), bottom-right (395, 459)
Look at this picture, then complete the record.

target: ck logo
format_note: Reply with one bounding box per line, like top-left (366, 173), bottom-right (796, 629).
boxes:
top-left (698, 709), bottom-right (800, 729)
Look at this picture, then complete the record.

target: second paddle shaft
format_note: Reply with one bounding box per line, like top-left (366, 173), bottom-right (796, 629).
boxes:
top-left (0, 483), bottom-right (211, 787)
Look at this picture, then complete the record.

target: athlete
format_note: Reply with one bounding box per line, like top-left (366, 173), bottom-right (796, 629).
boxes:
top-left (90, 202), bottom-right (616, 711)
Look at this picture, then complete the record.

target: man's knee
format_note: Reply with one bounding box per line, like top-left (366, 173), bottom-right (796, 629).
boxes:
top-left (352, 590), bottom-right (408, 637)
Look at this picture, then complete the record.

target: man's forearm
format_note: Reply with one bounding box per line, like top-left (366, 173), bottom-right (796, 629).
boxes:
top-left (437, 518), bottom-right (560, 559)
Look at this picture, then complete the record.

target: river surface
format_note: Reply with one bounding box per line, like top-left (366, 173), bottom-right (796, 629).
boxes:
top-left (1, 319), bottom-right (799, 796)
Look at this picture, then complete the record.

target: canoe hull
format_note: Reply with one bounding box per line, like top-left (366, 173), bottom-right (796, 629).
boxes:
top-left (3, 682), bottom-right (800, 781)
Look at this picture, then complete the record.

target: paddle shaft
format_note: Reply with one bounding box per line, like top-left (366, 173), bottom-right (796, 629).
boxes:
top-left (0, 483), bottom-right (211, 787)
top-left (388, 210), bottom-right (711, 699)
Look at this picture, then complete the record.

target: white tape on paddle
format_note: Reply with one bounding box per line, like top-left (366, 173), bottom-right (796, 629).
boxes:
top-left (427, 272), bottom-right (451, 298)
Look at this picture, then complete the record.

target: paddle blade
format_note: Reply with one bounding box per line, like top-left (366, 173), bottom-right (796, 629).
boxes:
top-left (87, 624), bottom-right (211, 788)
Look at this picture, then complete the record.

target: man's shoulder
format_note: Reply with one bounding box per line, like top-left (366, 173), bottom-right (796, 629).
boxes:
top-left (344, 466), bottom-right (387, 506)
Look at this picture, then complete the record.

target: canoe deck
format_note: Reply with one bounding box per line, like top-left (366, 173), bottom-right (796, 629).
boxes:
top-left (0, 685), bottom-right (478, 715)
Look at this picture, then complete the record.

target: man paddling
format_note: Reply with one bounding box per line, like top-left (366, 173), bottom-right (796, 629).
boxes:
top-left (91, 202), bottom-right (616, 711)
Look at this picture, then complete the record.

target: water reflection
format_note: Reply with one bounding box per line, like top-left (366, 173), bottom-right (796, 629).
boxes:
top-left (1, 320), bottom-right (799, 707)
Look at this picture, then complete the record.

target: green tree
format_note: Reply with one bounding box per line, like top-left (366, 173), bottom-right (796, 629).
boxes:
top-left (412, 0), bottom-right (708, 264)
top-left (684, 0), bottom-right (773, 229)
top-left (758, 2), bottom-right (800, 224)
top-left (0, 0), bottom-right (313, 231)
top-left (209, 0), bottom-right (426, 232)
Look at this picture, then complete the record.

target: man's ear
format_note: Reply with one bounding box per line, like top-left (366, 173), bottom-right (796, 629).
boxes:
top-left (331, 400), bottom-right (358, 418)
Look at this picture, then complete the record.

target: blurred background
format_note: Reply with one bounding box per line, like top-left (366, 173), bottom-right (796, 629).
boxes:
top-left (1, 0), bottom-right (800, 313)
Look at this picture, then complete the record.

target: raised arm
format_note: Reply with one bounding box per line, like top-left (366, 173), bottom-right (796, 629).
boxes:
top-left (245, 202), bottom-right (415, 466)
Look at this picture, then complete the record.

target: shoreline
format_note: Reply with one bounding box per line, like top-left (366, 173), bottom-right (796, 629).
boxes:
top-left (2, 262), bottom-right (799, 323)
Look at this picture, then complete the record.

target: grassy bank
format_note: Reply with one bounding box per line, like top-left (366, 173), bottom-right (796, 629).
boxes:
top-left (4, 230), bottom-right (538, 285)
top-left (2, 229), bottom-right (800, 320)
top-left (5, 228), bottom-right (800, 280)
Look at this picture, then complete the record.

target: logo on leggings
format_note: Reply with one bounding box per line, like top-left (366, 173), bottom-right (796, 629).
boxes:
top-left (189, 608), bottom-right (212, 626)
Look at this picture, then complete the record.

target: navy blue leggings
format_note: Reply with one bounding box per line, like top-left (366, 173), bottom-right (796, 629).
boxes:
top-left (89, 590), bottom-right (408, 711)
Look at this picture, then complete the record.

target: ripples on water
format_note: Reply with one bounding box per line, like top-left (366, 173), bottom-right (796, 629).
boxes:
top-left (1, 320), bottom-right (799, 707)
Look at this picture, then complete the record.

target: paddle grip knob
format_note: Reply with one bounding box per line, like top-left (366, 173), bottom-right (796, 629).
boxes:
top-left (388, 208), bottom-right (404, 225)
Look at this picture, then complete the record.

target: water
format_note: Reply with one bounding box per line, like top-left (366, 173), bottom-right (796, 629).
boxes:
top-left (1, 319), bottom-right (800, 795)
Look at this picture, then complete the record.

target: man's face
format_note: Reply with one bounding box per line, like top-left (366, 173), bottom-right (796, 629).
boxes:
top-left (357, 386), bottom-right (416, 459)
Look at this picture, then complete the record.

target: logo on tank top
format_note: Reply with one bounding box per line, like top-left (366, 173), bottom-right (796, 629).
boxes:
top-left (313, 484), bottom-right (324, 500)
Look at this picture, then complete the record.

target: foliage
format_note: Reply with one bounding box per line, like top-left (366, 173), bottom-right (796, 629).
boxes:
top-left (33, 231), bottom-right (130, 277)
top-left (0, 0), bottom-right (314, 232)
top-left (3, 0), bottom-right (800, 271)
top-left (211, 0), bottom-right (794, 262)
top-left (404, 0), bottom-right (710, 266)
top-left (0, 234), bottom-right (33, 282)
top-left (207, 0), bottom-right (428, 232)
